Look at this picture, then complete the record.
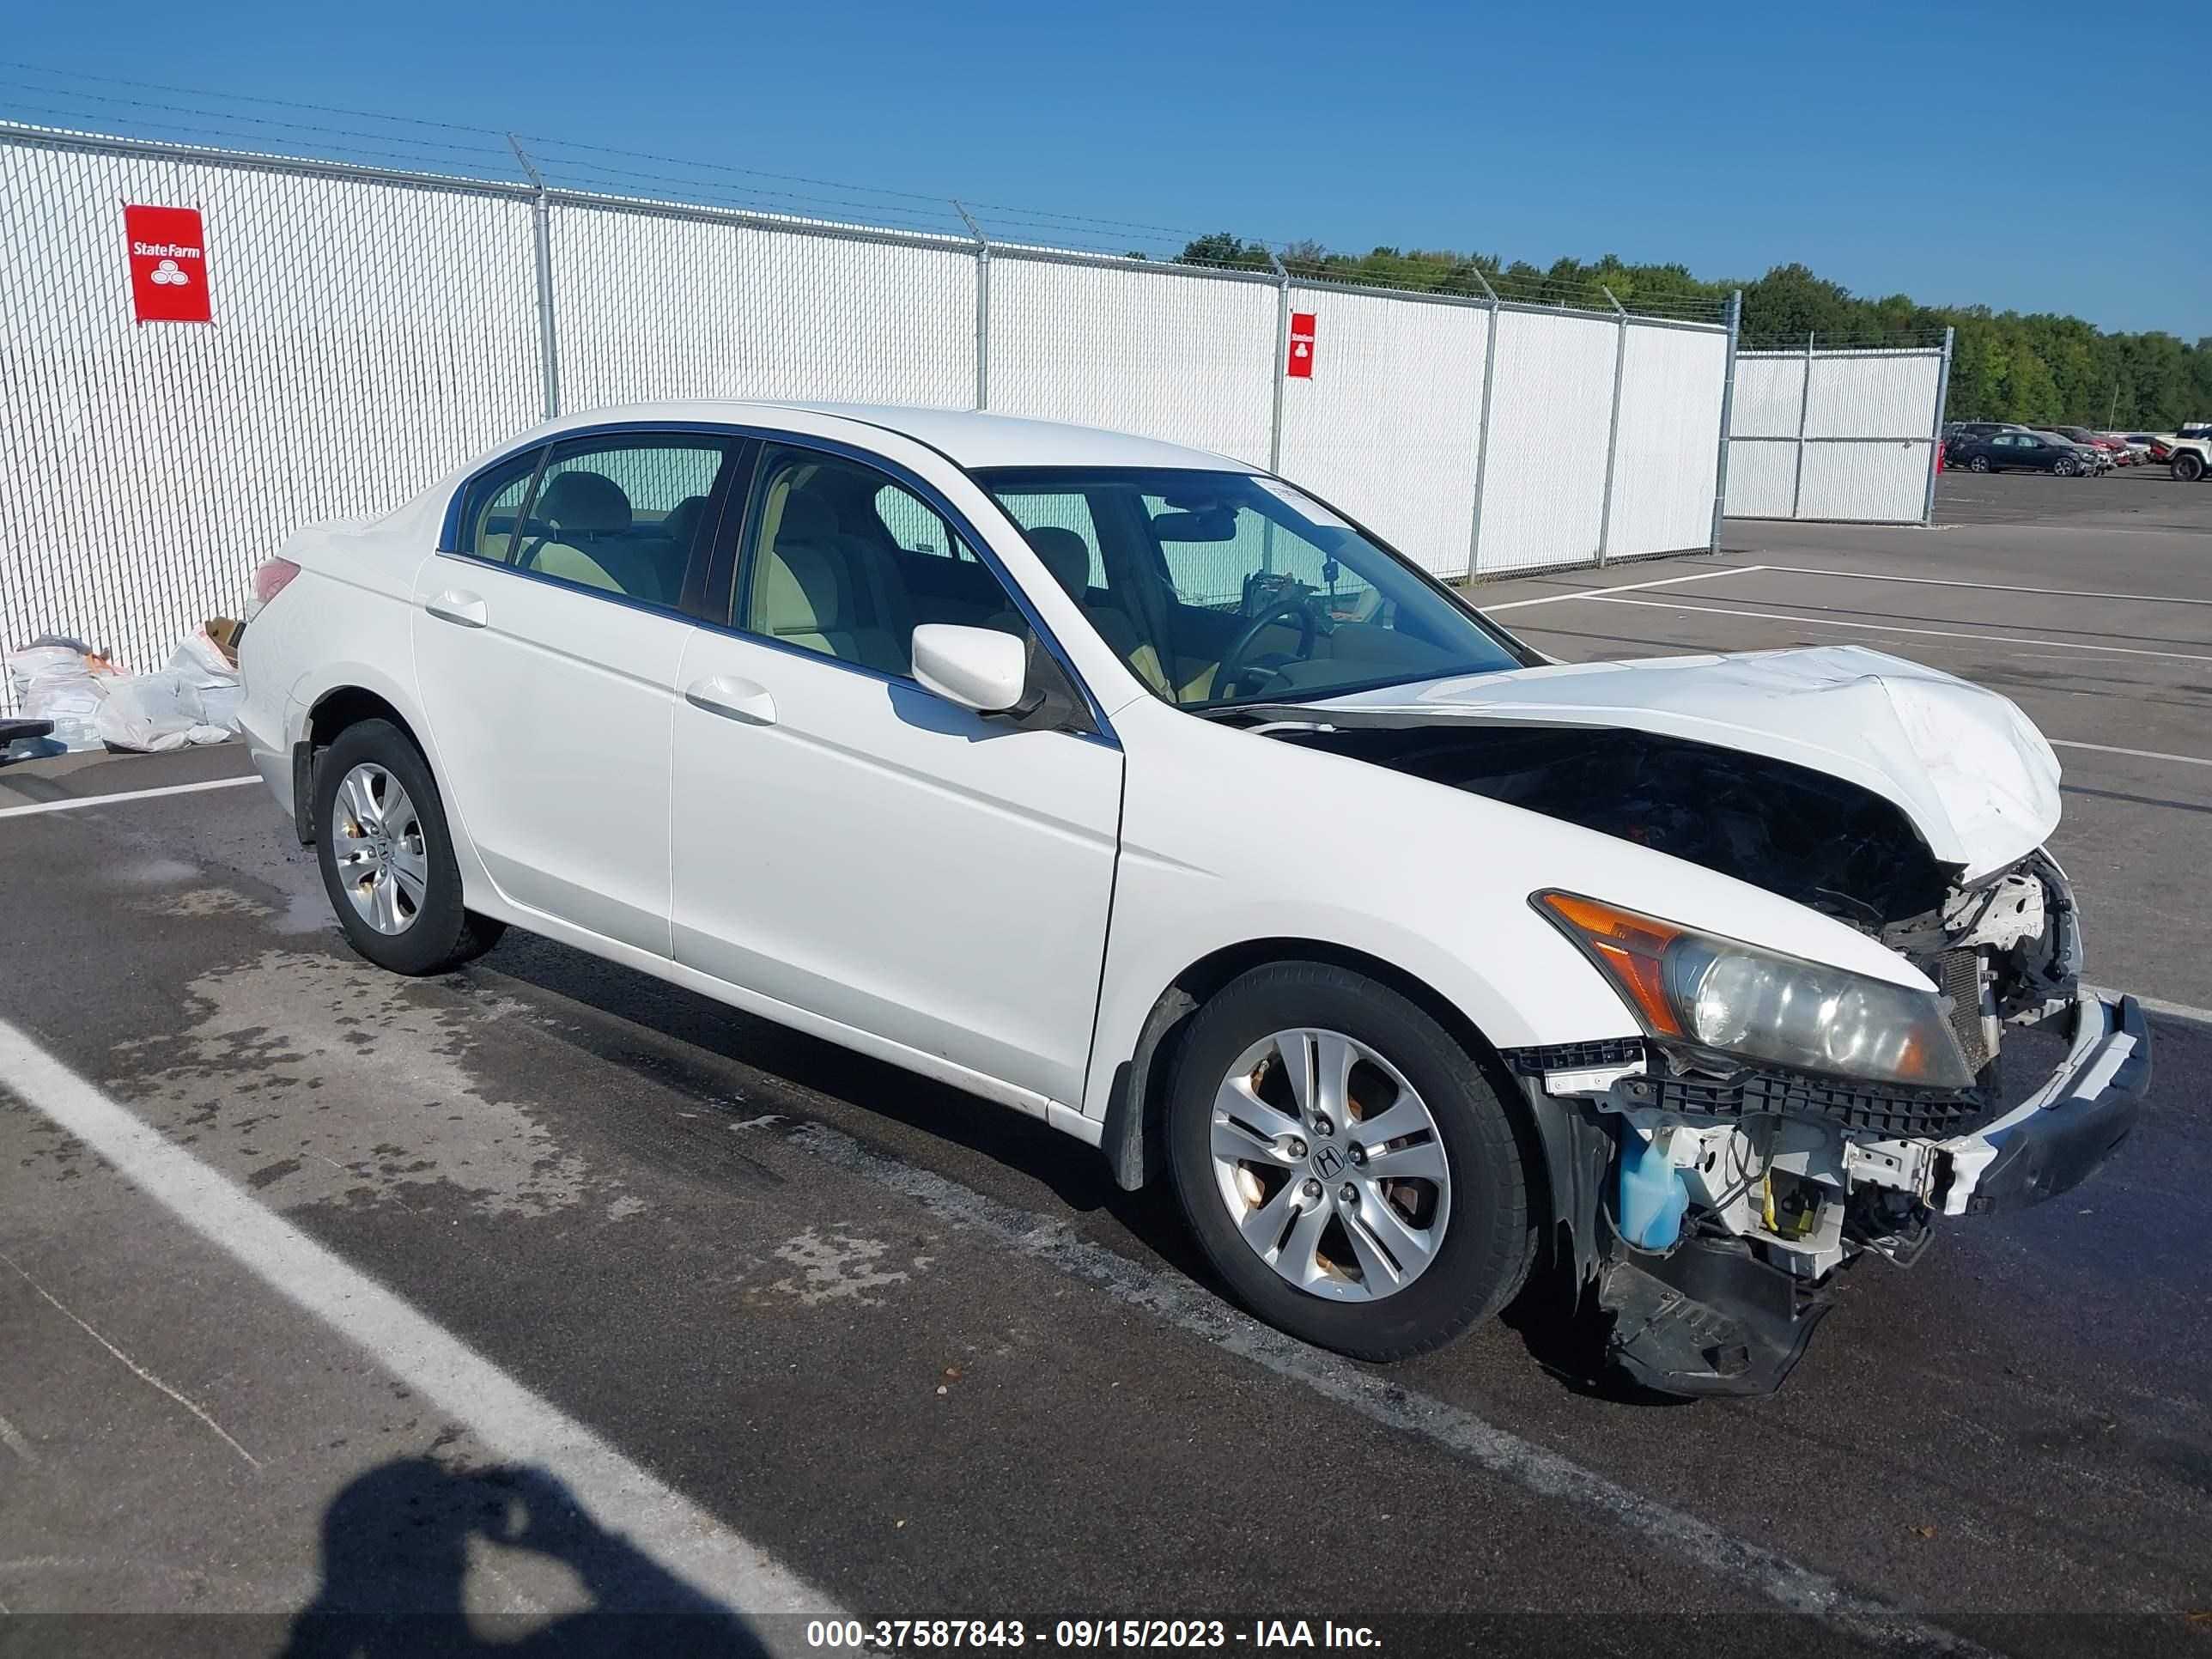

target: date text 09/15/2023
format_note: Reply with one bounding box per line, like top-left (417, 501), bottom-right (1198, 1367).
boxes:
top-left (805, 1619), bottom-right (1383, 1650)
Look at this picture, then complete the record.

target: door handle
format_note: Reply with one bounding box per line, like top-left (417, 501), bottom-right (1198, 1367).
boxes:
top-left (684, 674), bottom-right (776, 726)
top-left (426, 590), bottom-right (487, 629)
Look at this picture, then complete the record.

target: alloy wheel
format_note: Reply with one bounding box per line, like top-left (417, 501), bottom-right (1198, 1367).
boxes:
top-left (330, 763), bottom-right (428, 935)
top-left (1208, 1028), bottom-right (1451, 1301)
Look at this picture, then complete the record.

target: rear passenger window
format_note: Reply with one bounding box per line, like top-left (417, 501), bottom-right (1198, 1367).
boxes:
top-left (453, 448), bottom-right (544, 562)
top-left (510, 435), bottom-right (732, 608)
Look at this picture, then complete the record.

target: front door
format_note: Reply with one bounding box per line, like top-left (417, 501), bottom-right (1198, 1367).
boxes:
top-left (668, 441), bottom-right (1122, 1109)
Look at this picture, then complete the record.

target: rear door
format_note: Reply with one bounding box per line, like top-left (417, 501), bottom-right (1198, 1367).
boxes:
top-left (412, 429), bottom-right (739, 954)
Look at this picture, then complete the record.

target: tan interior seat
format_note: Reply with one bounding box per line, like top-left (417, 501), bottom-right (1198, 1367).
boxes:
top-left (520, 471), bottom-right (630, 595)
top-left (753, 495), bottom-right (910, 676)
top-left (1020, 527), bottom-right (1174, 697)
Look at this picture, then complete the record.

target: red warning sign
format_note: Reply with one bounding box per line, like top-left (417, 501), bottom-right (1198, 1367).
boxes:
top-left (1285, 312), bottom-right (1316, 379)
top-left (125, 204), bottom-right (212, 325)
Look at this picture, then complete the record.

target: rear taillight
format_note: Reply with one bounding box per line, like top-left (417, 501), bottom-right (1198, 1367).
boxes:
top-left (252, 558), bottom-right (301, 606)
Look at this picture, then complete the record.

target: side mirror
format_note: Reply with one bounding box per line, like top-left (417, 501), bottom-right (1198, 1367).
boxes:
top-left (910, 623), bottom-right (1097, 736)
top-left (913, 623), bottom-right (1027, 714)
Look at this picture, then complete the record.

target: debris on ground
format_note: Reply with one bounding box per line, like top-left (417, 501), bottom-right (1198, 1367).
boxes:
top-left (4, 636), bottom-right (125, 751)
top-left (0, 716), bottom-right (59, 764)
top-left (92, 620), bottom-right (244, 754)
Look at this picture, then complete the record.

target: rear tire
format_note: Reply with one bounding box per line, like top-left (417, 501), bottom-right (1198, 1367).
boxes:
top-left (2177, 453), bottom-right (2207, 483)
top-left (1164, 963), bottom-right (1533, 1361)
top-left (314, 719), bottom-right (506, 975)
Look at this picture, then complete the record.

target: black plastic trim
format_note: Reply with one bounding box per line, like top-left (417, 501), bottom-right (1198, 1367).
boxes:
top-left (1501, 1036), bottom-right (1649, 1077)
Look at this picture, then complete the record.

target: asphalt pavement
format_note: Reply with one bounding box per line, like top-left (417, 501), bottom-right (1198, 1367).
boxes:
top-left (2, 471), bottom-right (2209, 1657)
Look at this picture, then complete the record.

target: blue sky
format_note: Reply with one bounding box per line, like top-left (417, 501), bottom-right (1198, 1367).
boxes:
top-left (6, 1), bottom-right (2203, 336)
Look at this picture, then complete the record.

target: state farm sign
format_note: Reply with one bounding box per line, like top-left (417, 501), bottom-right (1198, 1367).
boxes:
top-left (125, 204), bottom-right (212, 325)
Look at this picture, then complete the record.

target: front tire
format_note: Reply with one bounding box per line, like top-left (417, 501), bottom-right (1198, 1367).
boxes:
top-left (1968, 455), bottom-right (1990, 472)
top-left (1164, 963), bottom-right (1533, 1361)
top-left (2054, 456), bottom-right (2076, 477)
top-left (314, 719), bottom-right (506, 975)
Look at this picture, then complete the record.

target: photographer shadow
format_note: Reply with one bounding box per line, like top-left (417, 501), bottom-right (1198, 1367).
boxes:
top-left (281, 1458), bottom-right (768, 1658)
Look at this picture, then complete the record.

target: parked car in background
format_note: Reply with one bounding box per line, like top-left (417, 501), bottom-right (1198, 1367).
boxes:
top-left (2029, 431), bottom-right (2111, 473)
top-left (1950, 430), bottom-right (2089, 474)
top-left (2125, 434), bottom-right (2172, 463)
top-left (1946, 422), bottom-right (2027, 444)
top-left (234, 402), bottom-right (2145, 1398)
top-left (2048, 426), bottom-right (2128, 465)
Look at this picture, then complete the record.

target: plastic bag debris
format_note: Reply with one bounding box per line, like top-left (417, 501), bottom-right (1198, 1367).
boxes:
top-left (5, 635), bottom-right (125, 751)
top-left (94, 620), bottom-right (245, 753)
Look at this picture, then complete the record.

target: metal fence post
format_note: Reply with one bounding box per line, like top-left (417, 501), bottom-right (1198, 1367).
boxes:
top-left (508, 136), bottom-right (560, 421)
top-left (1595, 285), bottom-right (1629, 567)
top-left (953, 201), bottom-right (989, 411)
top-left (1921, 325), bottom-right (1954, 526)
top-left (1790, 329), bottom-right (1814, 519)
top-left (1709, 289), bottom-right (1741, 551)
top-left (1266, 249), bottom-right (1291, 474)
top-left (1465, 268), bottom-right (1500, 581)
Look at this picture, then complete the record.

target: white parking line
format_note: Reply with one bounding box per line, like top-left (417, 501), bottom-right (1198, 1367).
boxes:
top-left (1481, 563), bottom-right (1765, 611)
top-left (1584, 595), bottom-right (2212, 664)
top-left (1756, 564), bottom-right (2212, 609)
top-left (2052, 739), bottom-right (2212, 769)
top-left (0, 775), bottom-right (260, 821)
top-left (0, 1018), bottom-right (842, 1641)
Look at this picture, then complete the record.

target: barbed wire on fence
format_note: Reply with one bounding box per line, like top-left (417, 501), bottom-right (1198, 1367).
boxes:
top-left (0, 58), bottom-right (1731, 323)
top-left (1739, 327), bottom-right (1953, 353)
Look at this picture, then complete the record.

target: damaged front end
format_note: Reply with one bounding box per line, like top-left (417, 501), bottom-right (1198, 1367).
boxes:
top-left (1263, 700), bottom-right (2150, 1398)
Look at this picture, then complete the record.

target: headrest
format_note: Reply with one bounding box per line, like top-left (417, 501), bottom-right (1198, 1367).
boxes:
top-left (663, 495), bottom-right (709, 546)
top-left (775, 493), bottom-right (839, 546)
top-left (1025, 527), bottom-right (1091, 599)
top-left (537, 471), bottom-right (631, 533)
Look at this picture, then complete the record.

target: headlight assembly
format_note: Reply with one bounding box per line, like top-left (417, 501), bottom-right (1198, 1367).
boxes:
top-left (1534, 891), bottom-right (1976, 1090)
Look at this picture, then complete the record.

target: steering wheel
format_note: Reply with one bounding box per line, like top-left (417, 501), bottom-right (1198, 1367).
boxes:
top-left (1209, 599), bottom-right (1319, 702)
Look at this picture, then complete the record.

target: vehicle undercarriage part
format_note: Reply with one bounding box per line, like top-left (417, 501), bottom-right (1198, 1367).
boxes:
top-left (1598, 1233), bottom-right (1834, 1398)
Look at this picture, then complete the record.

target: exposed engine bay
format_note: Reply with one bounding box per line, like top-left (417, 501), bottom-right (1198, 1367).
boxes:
top-left (1266, 717), bottom-right (2124, 1395)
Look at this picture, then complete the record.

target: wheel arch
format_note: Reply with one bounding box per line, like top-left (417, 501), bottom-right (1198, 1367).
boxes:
top-left (1097, 938), bottom-right (1548, 1217)
top-left (295, 683), bottom-right (436, 844)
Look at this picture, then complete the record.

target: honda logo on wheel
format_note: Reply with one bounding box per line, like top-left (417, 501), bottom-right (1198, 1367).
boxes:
top-left (1310, 1142), bottom-right (1346, 1181)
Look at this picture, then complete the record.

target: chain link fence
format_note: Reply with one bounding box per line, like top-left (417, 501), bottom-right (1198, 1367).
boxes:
top-left (2, 113), bottom-right (1741, 703)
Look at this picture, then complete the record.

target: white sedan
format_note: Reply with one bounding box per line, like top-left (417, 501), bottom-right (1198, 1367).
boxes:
top-left (238, 403), bottom-right (2148, 1395)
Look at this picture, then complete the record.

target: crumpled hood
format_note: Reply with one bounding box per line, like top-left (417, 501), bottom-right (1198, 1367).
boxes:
top-left (1298, 646), bottom-right (2063, 882)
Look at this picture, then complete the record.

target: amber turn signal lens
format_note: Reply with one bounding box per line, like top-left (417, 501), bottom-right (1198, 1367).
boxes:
top-left (1534, 891), bottom-right (1687, 1038)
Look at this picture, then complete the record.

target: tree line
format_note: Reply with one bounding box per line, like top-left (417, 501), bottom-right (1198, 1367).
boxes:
top-left (1164, 236), bottom-right (2211, 431)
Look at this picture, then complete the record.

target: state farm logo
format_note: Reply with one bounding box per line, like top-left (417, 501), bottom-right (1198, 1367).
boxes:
top-left (124, 207), bottom-right (212, 325)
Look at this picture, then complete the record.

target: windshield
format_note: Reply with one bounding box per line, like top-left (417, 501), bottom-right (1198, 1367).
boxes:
top-left (975, 467), bottom-right (1529, 709)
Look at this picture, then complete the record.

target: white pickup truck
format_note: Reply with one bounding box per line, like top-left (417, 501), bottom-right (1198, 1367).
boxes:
top-left (2167, 423), bottom-right (2210, 482)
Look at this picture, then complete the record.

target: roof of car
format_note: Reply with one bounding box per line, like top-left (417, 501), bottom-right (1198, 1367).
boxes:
top-left (539, 401), bottom-right (1243, 472)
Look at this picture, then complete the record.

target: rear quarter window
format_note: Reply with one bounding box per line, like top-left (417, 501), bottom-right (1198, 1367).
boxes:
top-left (453, 448), bottom-right (545, 562)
